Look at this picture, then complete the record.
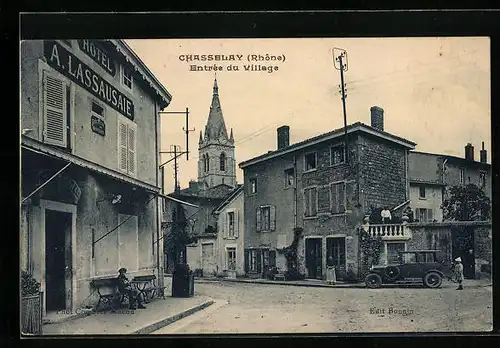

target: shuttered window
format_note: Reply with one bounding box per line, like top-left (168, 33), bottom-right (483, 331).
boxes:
top-left (330, 182), bottom-right (346, 214)
top-left (117, 118), bottom-right (137, 177)
top-left (43, 72), bottom-right (68, 147)
top-left (304, 187), bottom-right (318, 217)
top-left (256, 205), bottom-right (276, 232)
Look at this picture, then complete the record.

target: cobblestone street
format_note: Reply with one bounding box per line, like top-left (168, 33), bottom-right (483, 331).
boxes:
top-left (153, 279), bottom-right (492, 334)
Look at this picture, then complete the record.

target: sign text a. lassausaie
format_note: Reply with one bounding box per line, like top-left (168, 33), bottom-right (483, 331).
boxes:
top-left (44, 40), bottom-right (134, 120)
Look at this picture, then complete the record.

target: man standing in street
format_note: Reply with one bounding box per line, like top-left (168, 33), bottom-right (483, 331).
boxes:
top-left (454, 257), bottom-right (464, 290)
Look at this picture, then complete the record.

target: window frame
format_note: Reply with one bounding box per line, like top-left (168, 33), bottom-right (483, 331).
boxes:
top-left (227, 247), bottom-right (237, 270)
top-left (330, 181), bottom-right (346, 215)
top-left (284, 168), bottom-right (295, 188)
top-left (121, 65), bottom-right (134, 91)
top-left (479, 172), bottom-right (486, 188)
top-left (330, 144), bottom-right (346, 166)
top-left (117, 117), bottom-right (137, 177)
top-left (418, 186), bottom-right (426, 199)
top-left (249, 178), bottom-right (257, 194)
top-left (220, 153), bottom-right (226, 171)
top-left (91, 99), bottom-right (106, 120)
top-left (304, 151), bottom-right (318, 172)
top-left (303, 186), bottom-right (318, 218)
top-left (227, 211), bottom-right (235, 238)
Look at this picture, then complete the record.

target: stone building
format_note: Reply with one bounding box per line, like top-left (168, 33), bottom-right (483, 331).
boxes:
top-left (20, 39), bottom-right (171, 316)
top-left (214, 185), bottom-right (245, 277)
top-left (239, 106), bottom-right (416, 281)
top-left (408, 142), bottom-right (491, 223)
top-left (163, 78), bottom-right (237, 275)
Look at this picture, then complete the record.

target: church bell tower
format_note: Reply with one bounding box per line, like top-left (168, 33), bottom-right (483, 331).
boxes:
top-left (197, 77), bottom-right (236, 190)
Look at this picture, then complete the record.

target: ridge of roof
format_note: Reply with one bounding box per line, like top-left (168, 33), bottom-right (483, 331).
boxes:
top-left (239, 122), bottom-right (416, 168)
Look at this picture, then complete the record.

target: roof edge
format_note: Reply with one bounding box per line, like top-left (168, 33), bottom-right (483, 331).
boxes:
top-left (239, 122), bottom-right (416, 169)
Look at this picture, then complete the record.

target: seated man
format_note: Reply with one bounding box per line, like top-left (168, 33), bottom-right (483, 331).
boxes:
top-left (117, 268), bottom-right (146, 309)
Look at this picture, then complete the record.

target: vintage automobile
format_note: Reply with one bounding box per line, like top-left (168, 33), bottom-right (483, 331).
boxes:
top-left (365, 250), bottom-right (453, 289)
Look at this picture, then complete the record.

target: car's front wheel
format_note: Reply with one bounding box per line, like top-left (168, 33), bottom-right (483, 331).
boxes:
top-left (365, 273), bottom-right (382, 289)
top-left (423, 271), bottom-right (443, 288)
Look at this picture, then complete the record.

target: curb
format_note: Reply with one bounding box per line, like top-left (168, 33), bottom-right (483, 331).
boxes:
top-left (43, 309), bottom-right (95, 326)
top-left (130, 299), bottom-right (215, 335)
top-left (194, 277), bottom-right (366, 289)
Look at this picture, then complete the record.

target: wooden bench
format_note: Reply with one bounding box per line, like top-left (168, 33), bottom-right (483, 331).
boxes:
top-left (90, 277), bottom-right (130, 311)
top-left (132, 275), bottom-right (166, 302)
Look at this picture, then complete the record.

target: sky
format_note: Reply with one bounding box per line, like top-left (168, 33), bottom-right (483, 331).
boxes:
top-left (126, 37), bottom-right (490, 194)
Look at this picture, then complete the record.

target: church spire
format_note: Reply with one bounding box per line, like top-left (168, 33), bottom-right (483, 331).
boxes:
top-left (205, 76), bottom-right (228, 141)
top-left (199, 130), bottom-right (203, 144)
top-left (229, 128), bottom-right (234, 142)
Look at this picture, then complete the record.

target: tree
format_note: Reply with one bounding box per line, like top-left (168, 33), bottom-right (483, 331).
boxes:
top-left (441, 184), bottom-right (491, 221)
top-left (165, 202), bottom-right (193, 266)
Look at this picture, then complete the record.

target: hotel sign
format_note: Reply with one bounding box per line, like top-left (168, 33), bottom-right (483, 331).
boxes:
top-left (44, 40), bottom-right (134, 120)
top-left (77, 40), bottom-right (116, 76)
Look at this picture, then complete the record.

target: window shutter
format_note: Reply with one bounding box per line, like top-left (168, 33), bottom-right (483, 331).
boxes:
top-left (270, 205), bottom-right (276, 231)
top-left (428, 209), bottom-right (433, 222)
top-left (127, 123), bottom-right (137, 176)
top-left (235, 210), bottom-right (239, 238)
top-left (256, 207), bottom-right (262, 232)
top-left (244, 249), bottom-right (249, 273)
top-left (345, 181), bottom-right (357, 211)
top-left (311, 188), bottom-right (317, 216)
top-left (304, 189), bottom-right (310, 217)
top-left (338, 183), bottom-right (346, 213)
top-left (256, 249), bottom-right (262, 273)
top-left (118, 119), bottom-right (128, 172)
top-left (43, 72), bottom-right (67, 147)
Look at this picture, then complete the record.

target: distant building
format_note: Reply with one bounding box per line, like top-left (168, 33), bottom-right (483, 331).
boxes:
top-left (20, 39), bottom-right (171, 316)
top-left (163, 78), bottom-right (237, 275)
top-left (239, 106), bottom-right (417, 280)
top-left (214, 185), bottom-right (245, 277)
top-left (408, 142), bottom-right (491, 223)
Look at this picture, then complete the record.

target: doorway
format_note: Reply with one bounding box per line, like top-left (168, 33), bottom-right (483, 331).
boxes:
top-left (306, 238), bottom-right (322, 279)
top-left (45, 210), bottom-right (72, 312)
top-left (452, 226), bottom-right (476, 279)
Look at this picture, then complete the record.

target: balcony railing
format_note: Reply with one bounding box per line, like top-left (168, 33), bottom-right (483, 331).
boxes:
top-left (364, 223), bottom-right (412, 240)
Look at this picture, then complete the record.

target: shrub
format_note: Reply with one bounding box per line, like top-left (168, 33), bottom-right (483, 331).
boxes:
top-left (284, 268), bottom-right (305, 281)
top-left (21, 271), bottom-right (40, 297)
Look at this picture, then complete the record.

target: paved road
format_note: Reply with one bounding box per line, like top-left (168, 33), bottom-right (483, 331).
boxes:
top-left (153, 279), bottom-right (492, 334)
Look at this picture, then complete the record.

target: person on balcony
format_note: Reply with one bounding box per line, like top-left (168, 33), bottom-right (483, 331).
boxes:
top-left (117, 268), bottom-right (146, 309)
top-left (381, 207), bottom-right (392, 224)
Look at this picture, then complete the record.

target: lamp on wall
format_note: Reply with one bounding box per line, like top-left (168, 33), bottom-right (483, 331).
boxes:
top-left (96, 194), bottom-right (122, 205)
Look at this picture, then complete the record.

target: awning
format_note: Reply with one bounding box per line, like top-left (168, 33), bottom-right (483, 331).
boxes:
top-left (22, 137), bottom-right (161, 193)
top-left (156, 192), bottom-right (199, 208)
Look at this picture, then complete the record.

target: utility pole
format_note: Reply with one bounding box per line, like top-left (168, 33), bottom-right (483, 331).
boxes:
top-left (159, 108), bottom-right (194, 161)
top-left (333, 48), bottom-right (349, 163)
top-left (173, 145), bottom-right (179, 195)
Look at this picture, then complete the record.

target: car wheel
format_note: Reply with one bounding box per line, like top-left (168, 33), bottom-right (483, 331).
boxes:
top-left (385, 266), bottom-right (400, 280)
top-left (424, 272), bottom-right (442, 288)
top-left (365, 273), bottom-right (382, 289)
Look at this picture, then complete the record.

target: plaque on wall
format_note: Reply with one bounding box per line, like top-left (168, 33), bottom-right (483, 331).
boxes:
top-left (91, 116), bottom-right (106, 136)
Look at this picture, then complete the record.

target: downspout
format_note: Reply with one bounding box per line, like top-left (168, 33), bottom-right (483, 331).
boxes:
top-left (155, 102), bottom-right (163, 292)
top-left (293, 155), bottom-right (297, 228)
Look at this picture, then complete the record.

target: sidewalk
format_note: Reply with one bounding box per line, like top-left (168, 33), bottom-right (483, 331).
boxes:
top-left (42, 295), bottom-right (214, 335)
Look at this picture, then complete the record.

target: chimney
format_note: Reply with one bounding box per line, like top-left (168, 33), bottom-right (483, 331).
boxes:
top-left (370, 106), bottom-right (384, 131)
top-left (277, 125), bottom-right (290, 150)
top-left (480, 142), bottom-right (487, 163)
top-left (465, 143), bottom-right (474, 161)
